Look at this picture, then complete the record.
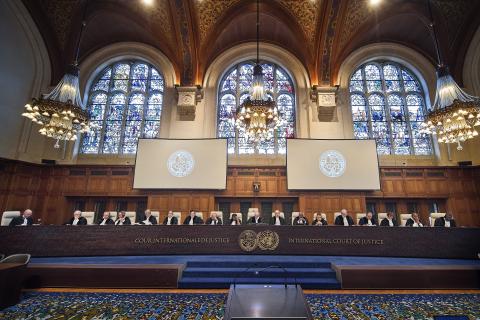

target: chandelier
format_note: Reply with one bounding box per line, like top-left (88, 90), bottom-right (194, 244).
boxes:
top-left (420, 0), bottom-right (480, 150)
top-left (22, 65), bottom-right (90, 148)
top-left (234, 0), bottom-right (280, 142)
top-left (22, 4), bottom-right (91, 149)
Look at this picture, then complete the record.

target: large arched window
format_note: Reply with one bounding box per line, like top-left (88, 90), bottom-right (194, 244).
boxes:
top-left (81, 61), bottom-right (164, 154)
top-left (217, 61), bottom-right (295, 155)
top-left (350, 61), bottom-right (432, 155)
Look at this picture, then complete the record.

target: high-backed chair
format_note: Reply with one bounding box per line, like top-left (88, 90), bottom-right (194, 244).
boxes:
top-left (172, 212), bottom-right (182, 223)
top-left (377, 212), bottom-right (388, 224)
top-left (124, 211), bottom-right (136, 224)
top-left (195, 212), bottom-right (204, 220)
top-left (333, 212), bottom-right (341, 221)
top-left (0, 254), bottom-right (31, 310)
top-left (210, 211), bottom-right (223, 222)
top-left (1, 211), bottom-right (21, 226)
top-left (400, 214), bottom-right (412, 226)
top-left (82, 212), bottom-right (95, 225)
top-left (429, 212), bottom-right (446, 227)
top-left (1, 254), bottom-right (31, 264)
top-left (291, 212), bottom-right (300, 225)
top-left (151, 211), bottom-right (160, 223)
top-left (356, 213), bottom-right (366, 224)
top-left (107, 211), bottom-right (117, 221)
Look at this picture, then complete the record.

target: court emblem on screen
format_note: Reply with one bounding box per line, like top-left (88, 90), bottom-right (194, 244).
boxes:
top-left (319, 150), bottom-right (346, 178)
top-left (238, 230), bottom-right (279, 252)
top-left (167, 150), bottom-right (195, 177)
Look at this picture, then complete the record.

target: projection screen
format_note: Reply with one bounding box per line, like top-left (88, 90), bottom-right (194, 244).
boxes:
top-left (134, 139), bottom-right (227, 189)
top-left (287, 139), bottom-right (380, 190)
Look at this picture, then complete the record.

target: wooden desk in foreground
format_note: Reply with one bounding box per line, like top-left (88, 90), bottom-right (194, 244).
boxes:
top-left (0, 225), bottom-right (479, 259)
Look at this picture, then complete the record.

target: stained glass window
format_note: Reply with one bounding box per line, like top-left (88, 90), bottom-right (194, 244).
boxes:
top-left (81, 61), bottom-right (164, 154)
top-left (217, 61), bottom-right (295, 154)
top-left (349, 61), bottom-right (432, 155)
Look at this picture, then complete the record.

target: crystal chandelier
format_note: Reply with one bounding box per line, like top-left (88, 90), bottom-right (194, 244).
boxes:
top-left (22, 5), bottom-right (91, 149)
top-left (234, 0), bottom-right (280, 142)
top-left (420, 0), bottom-right (480, 150)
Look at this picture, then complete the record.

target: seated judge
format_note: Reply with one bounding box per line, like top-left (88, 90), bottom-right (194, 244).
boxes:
top-left (405, 212), bottom-right (423, 227)
top-left (334, 209), bottom-right (355, 226)
top-left (293, 212), bottom-right (309, 225)
top-left (270, 210), bottom-right (286, 226)
top-left (115, 211), bottom-right (131, 225)
top-left (434, 213), bottom-right (456, 227)
top-left (248, 210), bottom-right (262, 224)
top-left (9, 209), bottom-right (33, 226)
top-left (65, 210), bottom-right (87, 225)
top-left (311, 212), bottom-right (328, 226)
top-left (229, 213), bottom-right (242, 225)
top-left (98, 212), bottom-right (114, 225)
top-left (163, 211), bottom-right (178, 225)
top-left (380, 212), bottom-right (397, 227)
top-left (139, 209), bottom-right (157, 225)
top-left (359, 211), bottom-right (377, 226)
top-left (206, 212), bottom-right (222, 225)
top-left (183, 210), bottom-right (203, 225)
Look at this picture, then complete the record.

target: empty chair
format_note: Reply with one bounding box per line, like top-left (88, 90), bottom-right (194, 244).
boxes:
top-left (1, 211), bottom-right (21, 226)
top-left (0, 254), bottom-right (31, 264)
top-left (81, 212), bottom-right (95, 225)
top-left (0, 254), bottom-right (31, 310)
top-left (400, 214), bottom-right (412, 226)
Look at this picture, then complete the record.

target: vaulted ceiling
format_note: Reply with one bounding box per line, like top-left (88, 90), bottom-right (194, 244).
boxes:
top-left (22, 0), bottom-right (480, 87)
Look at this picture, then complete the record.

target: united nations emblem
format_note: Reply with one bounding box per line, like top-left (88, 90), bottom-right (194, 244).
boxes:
top-left (238, 230), bottom-right (258, 252)
top-left (257, 230), bottom-right (280, 251)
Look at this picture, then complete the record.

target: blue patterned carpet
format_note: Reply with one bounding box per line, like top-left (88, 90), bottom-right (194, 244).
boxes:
top-left (0, 292), bottom-right (479, 320)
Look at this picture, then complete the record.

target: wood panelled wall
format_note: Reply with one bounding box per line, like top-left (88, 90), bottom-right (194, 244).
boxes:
top-left (0, 158), bottom-right (479, 226)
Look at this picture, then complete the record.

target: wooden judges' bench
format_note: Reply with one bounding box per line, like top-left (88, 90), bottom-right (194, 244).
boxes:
top-left (1, 225), bottom-right (479, 259)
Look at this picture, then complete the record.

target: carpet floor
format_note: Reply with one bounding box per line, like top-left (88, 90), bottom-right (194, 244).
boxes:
top-left (0, 291), bottom-right (479, 319)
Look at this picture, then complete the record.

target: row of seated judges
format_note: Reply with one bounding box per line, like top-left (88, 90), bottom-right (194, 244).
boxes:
top-left (7, 208), bottom-right (456, 227)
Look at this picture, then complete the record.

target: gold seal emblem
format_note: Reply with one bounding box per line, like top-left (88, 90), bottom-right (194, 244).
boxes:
top-left (257, 230), bottom-right (279, 251)
top-left (238, 230), bottom-right (258, 252)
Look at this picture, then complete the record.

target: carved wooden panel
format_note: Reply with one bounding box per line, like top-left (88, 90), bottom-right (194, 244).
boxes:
top-left (404, 179), bottom-right (426, 195)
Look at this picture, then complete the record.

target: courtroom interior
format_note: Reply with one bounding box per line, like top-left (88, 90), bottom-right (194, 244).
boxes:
top-left (0, 0), bottom-right (479, 319)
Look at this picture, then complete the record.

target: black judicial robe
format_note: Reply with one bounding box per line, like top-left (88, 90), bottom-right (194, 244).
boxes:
top-left (269, 216), bottom-right (286, 225)
top-left (311, 218), bottom-right (328, 226)
top-left (139, 215), bottom-right (158, 225)
top-left (9, 216), bottom-right (33, 226)
top-left (229, 218), bottom-right (242, 225)
top-left (162, 216), bottom-right (178, 225)
top-left (65, 217), bottom-right (88, 225)
top-left (205, 218), bottom-right (223, 225)
top-left (248, 216), bottom-right (263, 224)
top-left (115, 217), bottom-right (131, 225)
top-left (334, 215), bottom-right (355, 226)
top-left (183, 216), bottom-right (203, 225)
top-left (380, 218), bottom-right (397, 227)
top-left (434, 217), bottom-right (456, 227)
top-left (358, 217), bottom-right (377, 226)
top-left (97, 218), bottom-right (114, 225)
top-left (405, 218), bottom-right (423, 227)
top-left (293, 216), bottom-right (309, 226)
